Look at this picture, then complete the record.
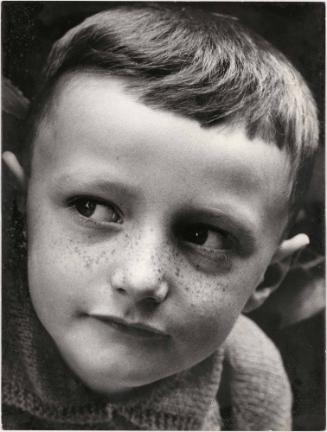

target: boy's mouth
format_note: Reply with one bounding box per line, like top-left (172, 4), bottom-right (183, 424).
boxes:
top-left (89, 314), bottom-right (169, 339)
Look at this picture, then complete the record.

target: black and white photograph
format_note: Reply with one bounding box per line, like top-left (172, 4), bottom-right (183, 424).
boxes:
top-left (2, 2), bottom-right (325, 430)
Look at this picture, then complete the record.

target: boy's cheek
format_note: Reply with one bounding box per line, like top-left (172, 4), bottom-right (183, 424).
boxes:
top-left (27, 233), bottom-right (96, 319)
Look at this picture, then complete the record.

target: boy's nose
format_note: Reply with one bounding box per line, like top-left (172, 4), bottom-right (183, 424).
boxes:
top-left (110, 230), bottom-right (170, 304)
top-left (111, 269), bottom-right (169, 304)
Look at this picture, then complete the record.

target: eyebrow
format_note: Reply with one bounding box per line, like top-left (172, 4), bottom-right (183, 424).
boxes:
top-left (52, 172), bottom-right (141, 198)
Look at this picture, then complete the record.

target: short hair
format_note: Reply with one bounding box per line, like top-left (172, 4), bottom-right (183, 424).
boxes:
top-left (24, 4), bottom-right (319, 219)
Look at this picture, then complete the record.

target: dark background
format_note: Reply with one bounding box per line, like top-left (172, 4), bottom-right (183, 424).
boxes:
top-left (2, 2), bottom-right (325, 430)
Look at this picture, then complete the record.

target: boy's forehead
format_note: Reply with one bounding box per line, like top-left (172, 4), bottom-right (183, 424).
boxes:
top-left (33, 73), bottom-right (292, 223)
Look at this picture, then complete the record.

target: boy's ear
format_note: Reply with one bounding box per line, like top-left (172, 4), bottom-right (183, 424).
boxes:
top-left (2, 151), bottom-right (26, 188)
top-left (243, 233), bottom-right (310, 313)
top-left (2, 151), bottom-right (27, 212)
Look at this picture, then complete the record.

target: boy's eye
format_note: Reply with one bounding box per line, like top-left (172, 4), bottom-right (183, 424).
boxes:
top-left (72, 198), bottom-right (122, 224)
top-left (179, 224), bottom-right (231, 250)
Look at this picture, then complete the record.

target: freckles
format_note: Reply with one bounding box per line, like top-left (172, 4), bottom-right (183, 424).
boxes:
top-left (64, 238), bottom-right (94, 269)
top-left (68, 240), bottom-right (93, 268)
top-left (83, 256), bottom-right (93, 269)
top-left (194, 280), bottom-right (229, 306)
top-left (65, 237), bottom-right (118, 270)
top-left (73, 245), bottom-right (93, 268)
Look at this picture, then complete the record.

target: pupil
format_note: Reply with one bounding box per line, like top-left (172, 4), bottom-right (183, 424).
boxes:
top-left (77, 200), bottom-right (96, 217)
top-left (184, 226), bottom-right (208, 245)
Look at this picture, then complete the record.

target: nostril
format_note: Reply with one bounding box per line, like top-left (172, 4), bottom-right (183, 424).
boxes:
top-left (116, 287), bottom-right (127, 295)
top-left (142, 297), bottom-right (161, 307)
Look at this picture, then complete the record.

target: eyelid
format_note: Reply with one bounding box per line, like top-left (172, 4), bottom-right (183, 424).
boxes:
top-left (205, 224), bottom-right (229, 237)
top-left (207, 213), bottom-right (256, 254)
top-left (68, 195), bottom-right (121, 211)
top-left (196, 224), bottom-right (233, 248)
top-left (199, 226), bottom-right (234, 251)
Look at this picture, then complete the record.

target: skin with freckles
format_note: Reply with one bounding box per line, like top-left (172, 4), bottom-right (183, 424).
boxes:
top-left (25, 73), bottom-right (294, 397)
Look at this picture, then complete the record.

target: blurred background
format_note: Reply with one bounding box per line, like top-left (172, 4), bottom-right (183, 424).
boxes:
top-left (2, 2), bottom-right (325, 430)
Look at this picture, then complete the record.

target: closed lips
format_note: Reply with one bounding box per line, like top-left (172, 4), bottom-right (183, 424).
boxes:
top-left (90, 314), bottom-right (169, 338)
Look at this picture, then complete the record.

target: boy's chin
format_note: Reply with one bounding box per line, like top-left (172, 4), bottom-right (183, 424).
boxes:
top-left (59, 347), bottom-right (169, 398)
top-left (75, 367), bottom-right (169, 399)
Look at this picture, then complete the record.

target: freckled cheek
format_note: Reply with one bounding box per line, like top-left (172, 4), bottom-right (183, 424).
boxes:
top-left (27, 229), bottom-right (106, 317)
top-left (29, 205), bottom-right (99, 270)
top-left (177, 270), bottom-right (256, 348)
top-left (182, 269), bottom-right (247, 312)
top-left (176, 279), bottom-right (223, 330)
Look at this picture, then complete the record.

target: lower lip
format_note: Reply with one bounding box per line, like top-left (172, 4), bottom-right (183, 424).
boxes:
top-left (91, 317), bottom-right (168, 340)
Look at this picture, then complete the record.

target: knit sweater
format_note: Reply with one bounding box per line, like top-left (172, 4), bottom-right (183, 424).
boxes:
top-left (2, 266), bottom-right (292, 430)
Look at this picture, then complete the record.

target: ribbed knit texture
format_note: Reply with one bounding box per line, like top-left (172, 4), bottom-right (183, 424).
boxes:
top-left (224, 316), bottom-right (292, 431)
top-left (3, 267), bottom-right (292, 430)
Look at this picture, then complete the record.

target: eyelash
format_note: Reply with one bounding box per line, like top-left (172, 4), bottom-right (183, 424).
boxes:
top-left (68, 196), bottom-right (123, 225)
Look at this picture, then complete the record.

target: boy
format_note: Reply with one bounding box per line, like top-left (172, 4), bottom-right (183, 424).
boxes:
top-left (2, 4), bottom-right (319, 430)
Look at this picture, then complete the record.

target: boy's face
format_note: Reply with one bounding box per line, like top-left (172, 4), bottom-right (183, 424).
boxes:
top-left (26, 74), bottom-right (291, 396)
